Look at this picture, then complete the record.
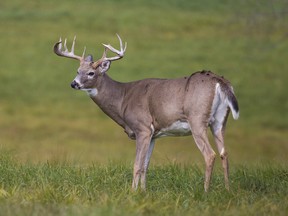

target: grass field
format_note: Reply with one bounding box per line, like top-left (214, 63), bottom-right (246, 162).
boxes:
top-left (0, 0), bottom-right (288, 215)
top-left (0, 154), bottom-right (287, 216)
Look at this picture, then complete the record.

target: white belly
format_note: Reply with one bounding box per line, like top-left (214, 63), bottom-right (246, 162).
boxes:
top-left (153, 121), bottom-right (191, 138)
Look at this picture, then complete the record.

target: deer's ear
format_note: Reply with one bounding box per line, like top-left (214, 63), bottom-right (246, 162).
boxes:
top-left (99, 60), bottom-right (111, 73)
top-left (84, 55), bottom-right (93, 62)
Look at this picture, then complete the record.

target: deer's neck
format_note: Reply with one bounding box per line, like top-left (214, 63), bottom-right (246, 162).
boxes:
top-left (90, 74), bottom-right (126, 127)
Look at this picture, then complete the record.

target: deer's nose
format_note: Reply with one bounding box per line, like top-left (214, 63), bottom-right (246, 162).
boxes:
top-left (71, 80), bottom-right (80, 89)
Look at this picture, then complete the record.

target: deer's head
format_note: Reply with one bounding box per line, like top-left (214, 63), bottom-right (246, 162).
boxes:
top-left (53, 34), bottom-right (127, 94)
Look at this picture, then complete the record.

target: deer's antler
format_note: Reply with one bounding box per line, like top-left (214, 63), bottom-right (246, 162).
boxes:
top-left (54, 34), bottom-right (127, 65)
top-left (91, 34), bottom-right (127, 68)
top-left (101, 34), bottom-right (127, 61)
top-left (53, 36), bottom-right (86, 61)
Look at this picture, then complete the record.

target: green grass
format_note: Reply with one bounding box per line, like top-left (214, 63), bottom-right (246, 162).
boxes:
top-left (0, 155), bottom-right (287, 216)
top-left (0, 0), bottom-right (288, 215)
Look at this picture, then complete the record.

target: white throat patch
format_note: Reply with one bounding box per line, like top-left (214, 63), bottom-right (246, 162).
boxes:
top-left (83, 88), bottom-right (98, 97)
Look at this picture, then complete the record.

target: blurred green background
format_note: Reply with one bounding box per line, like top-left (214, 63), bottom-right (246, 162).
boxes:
top-left (0, 0), bottom-right (287, 165)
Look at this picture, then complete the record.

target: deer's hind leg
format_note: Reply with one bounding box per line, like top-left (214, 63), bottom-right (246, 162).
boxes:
top-left (189, 118), bottom-right (216, 192)
top-left (210, 109), bottom-right (230, 190)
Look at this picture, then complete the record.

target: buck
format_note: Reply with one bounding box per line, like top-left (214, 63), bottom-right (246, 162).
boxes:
top-left (53, 34), bottom-right (239, 192)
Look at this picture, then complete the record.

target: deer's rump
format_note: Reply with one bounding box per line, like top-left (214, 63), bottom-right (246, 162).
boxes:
top-left (141, 70), bottom-right (239, 138)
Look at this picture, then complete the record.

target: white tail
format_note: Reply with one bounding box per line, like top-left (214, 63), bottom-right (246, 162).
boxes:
top-left (214, 83), bottom-right (239, 120)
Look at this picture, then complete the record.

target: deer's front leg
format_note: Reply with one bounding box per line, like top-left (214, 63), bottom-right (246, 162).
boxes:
top-left (132, 132), bottom-right (152, 191)
top-left (141, 139), bottom-right (155, 189)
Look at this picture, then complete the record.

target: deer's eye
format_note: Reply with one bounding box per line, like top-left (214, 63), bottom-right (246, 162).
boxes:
top-left (88, 72), bottom-right (95, 76)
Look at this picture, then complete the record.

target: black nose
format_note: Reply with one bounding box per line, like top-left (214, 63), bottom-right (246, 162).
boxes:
top-left (71, 80), bottom-right (79, 89)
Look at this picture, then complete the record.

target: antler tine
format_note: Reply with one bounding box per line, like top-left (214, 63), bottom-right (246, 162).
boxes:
top-left (116, 33), bottom-right (127, 52)
top-left (53, 36), bottom-right (84, 61)
top-left (82, 46), bottom-right (86, 59)
top-left (101, 47), bottom-right (108, 59)
top-left (116, 33), bottom-right (123, 51)
top-left (58, 37), bottom-right (62, 49)
top-left (102, 34), bottom-right (127, 61)
top-left (64, 38), bottom-right (68, 52)
top-left (71, 36), bottom-right (76, 54)
top-left (124, 42), bottom-right (127, 52)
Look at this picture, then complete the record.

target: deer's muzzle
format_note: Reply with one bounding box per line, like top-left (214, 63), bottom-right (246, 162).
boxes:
top-left (71, 80), bottom-right (81, 89)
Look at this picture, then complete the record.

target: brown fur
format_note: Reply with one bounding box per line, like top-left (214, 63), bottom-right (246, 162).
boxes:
top-left (54, 37), bottom-right (239, 192)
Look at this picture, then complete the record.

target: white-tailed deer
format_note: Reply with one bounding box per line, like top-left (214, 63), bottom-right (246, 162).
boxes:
top-left (53, 34), bottom-right (239, 192)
